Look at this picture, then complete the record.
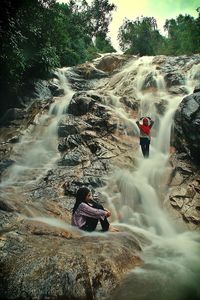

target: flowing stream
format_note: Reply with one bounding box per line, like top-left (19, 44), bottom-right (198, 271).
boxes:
top-left (1, 56), bottom-right (200, 300)
top-left (0, 69), bottom-right (74, 197)
top-left (99, 57), bottom-right (200, 300)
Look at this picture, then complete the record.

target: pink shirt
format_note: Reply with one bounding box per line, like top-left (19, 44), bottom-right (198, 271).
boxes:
top-left (72, 202), bottom-right (107, 229)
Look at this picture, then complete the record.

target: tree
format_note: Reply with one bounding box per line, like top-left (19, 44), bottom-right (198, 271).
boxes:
top-left (195, 7), bottom-right (200, 52)
top-left (0, 0), bottom-right (118, 115)
top-left (95, 32), bottom-right (116, 53)
top-left (88, 0), bottom-right (116, 37)
top-left (118, 16), bottom-right (163, 56)
top-left (164, 14), bottom-right (198, 55)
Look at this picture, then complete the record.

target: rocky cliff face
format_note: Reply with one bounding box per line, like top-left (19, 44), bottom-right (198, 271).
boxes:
top-left (165, 89), bottom-right (200, 230)
top-left (173, 91), bottom-right (200, 163)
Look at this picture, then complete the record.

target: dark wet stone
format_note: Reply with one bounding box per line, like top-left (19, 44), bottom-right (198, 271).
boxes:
top-left (164, 72), bottom-right (185, 87)
top-left (68, 94), bottom-right (95, 116)
top-left (0, 159), bottom-right (15, 175)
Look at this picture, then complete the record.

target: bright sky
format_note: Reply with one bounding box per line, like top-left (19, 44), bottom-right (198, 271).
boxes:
top-left (57, 0), bottom-right (199, 51)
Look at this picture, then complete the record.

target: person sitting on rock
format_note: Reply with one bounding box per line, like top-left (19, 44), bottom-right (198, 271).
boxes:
top-left (136, 116), bottom-right (154, 158)
top-left (72, 187), bottom-right (118, 232)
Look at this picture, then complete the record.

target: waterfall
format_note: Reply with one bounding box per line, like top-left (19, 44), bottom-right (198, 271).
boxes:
top-left (99, 57), bottom-right (200, 300)
top-left (1, 55), bottom-right (200, 300)
top-left (0, 68), bottom-right (74, 188)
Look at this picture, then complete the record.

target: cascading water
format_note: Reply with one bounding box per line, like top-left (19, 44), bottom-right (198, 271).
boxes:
top-left (0, 68), bottom-right (74, 191)
top-left (1, 55), bottom-right (200, 300)
top-left (99, 57), bottom-right (200, 300)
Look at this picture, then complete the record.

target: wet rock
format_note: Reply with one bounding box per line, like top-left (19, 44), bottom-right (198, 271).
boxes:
top-left (5, 80), bottom-right (52, 114)
top-left (154, 99), bottom-right (168, 115)
top-left (173, 91), bottom-right (200, 162)
top-left (193, 85), bottom-right (200, 93)
top-left (141, 73), bottom-right (157, 91)
top-left (170, 186), bottom-right (188, 198)
top-left (19, 219), bottom-right (72, 238)
top-left (120, 96), bottom-right (139, 110)
top-left (165, 152), bottom-right (200, 229)
top-left (74, 62), bottom-right (108, 80)
top-left (183, 209), bottom-right (200, 225)
top-left (87, 141), bottom-right (101, 154)
top-left (152, 55), bottom-right (166, 65)
top-left (0, 199), bottom-right (17, 212)
top-left (64, 69), bottom-right (90, 91)
top-left (168, 170), bottom-right (185, 186)
top-left (168, 86), bottom-right (188, 95)
top-left (164, 72), bottom-right (185, 87)
top-left (0, 108), bottom-right (26, 124)
top-left (58, 120), bottom-right (80, 138)
top-left (67, 93), bottom-right (118, 134)
top-left (81, 130), bottom-right (98, 142)
top-left (170, 197), bottom-right (184, 209)
top-left (58, 146), bottom-right (89, 167)
top-left (48, 82), bottom-right (65, 96)
top-left (68, 93), bottom-right (96, 116)
top-left (0, 232), bottom-right (142, 300)
top-left (86, 112), bottom-right (118, 134)
top-left (0, 159), bottom-right (15, 175)
top-left (64, 176), bottom-right (106, 196)
top-left (58, 134), bottom-right (83, 152)
top-left (7, 136), bottom-right (20, 143)
top-left (95, 54), bottom-right (128, 73)
top-left (33, 80), bottom-right (52, 100)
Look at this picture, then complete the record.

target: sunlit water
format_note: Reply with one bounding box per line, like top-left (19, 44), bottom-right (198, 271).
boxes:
top-left (1, 56), bottom-right (200, 300)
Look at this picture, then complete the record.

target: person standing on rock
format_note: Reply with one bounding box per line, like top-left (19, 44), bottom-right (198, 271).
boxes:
top-left (136, 117), bottom-right (154, 158)
top-left (72, 187), bottom-right (117, 232)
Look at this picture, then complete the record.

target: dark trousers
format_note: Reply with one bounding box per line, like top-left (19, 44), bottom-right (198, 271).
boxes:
top-left (81, 200), bottom-right (110, 232)
top-left (140, 137), bottom-right (150, 158)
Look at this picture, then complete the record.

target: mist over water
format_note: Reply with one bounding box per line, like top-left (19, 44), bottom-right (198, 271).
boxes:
top-left (1, 56), bottom-right (200, 299)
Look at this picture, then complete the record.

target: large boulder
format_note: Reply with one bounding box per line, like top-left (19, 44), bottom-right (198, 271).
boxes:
top-left (73, 63), bottom-right (108, 80)
top-left (1, 228), bottom-right (142, 300)
top-left (173, 91), bottom-right (200, 163)
top-left (95, 55), bottom-right (128, 73)
top-left (68, 92), bottom-right (96, 116)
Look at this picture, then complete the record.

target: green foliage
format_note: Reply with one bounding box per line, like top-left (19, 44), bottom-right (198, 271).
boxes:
top-left (118, 10), bottom-right (200, 56)
top-left (27, 44), bottom-right (60, 78)
top-left (2, 0), bottom-right (198, 115)
top-left (88, 0), bottom-right (116, 37)
top-left (95, 32), bottom-right (116, 53)
top-left (0, 0), bottom-right (116, 113)
top-left (85, 45), bottom-right (100, 61)
top-left (164, 14), bottom-right (200, 55)
top-left (118, 16), bottom-right (162, 56)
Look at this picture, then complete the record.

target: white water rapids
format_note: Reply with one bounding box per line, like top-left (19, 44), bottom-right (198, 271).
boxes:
top-left (0, 69), bottom-right (74, 189)
top-left (99, 56), bottom-right (200, 300)
top-left (1, 56), bottom-right (200, 300)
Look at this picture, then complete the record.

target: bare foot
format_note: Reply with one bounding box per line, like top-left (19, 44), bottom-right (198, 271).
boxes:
top-left (109, 226), bottom-right (119, 232)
